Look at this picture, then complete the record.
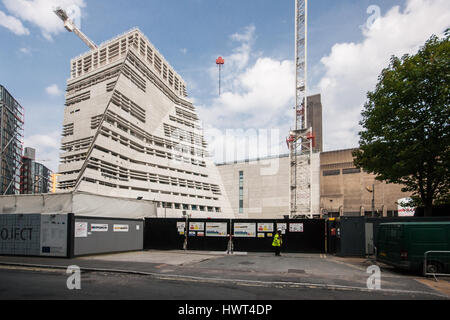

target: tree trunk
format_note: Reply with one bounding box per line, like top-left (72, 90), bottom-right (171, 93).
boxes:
top-left (424, 199), bottom-right (433, 217)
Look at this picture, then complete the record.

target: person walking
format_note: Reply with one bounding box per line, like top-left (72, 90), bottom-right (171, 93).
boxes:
top-left (272, 230), bottom-right (283, 256)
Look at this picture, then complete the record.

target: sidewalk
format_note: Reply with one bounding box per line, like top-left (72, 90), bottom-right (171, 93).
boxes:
top-left (0, 250), bottom-right (448, 299)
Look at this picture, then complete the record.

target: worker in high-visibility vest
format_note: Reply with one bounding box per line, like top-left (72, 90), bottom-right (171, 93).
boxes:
top-left (272, 230), bottom-right (283, 256)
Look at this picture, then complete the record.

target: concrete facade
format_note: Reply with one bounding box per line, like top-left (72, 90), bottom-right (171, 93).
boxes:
top-left (217, 149), bottom-right (411, 218)
top-left (217, 153), bottom-right (321, 219)
top-left (319, 149), bottom-right (411, 217)
top-left (57, 28), bottom-right (233, 218)
top-left (306, 94), bottom-right (323, 153)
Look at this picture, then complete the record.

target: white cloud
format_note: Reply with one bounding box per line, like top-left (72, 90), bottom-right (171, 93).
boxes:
top-left (180, 48), bottom-right (188, 55)
top-left (24, 131), bottom-right (61, 172)
top-left (19, 47), bottom-right (32, 55)
top-left (0, 10), bottom-right (30, 35)
top-left (316, 0), bottom-right (450, 151)
top-left (197, 25), bottom-right (294, 163)
top-left (2, 0), bottom-right (86, 40)
top-left (46, 84), bottom-right (63, 96)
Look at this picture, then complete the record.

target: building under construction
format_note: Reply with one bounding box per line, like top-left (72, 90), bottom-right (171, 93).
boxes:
top-left (56, 27), bottom-right (233, 218)
top-left (0, 85), bottom-right (24, 195)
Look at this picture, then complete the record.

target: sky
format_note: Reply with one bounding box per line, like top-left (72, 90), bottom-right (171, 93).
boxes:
top-left (0, 0), bottom-right (449, 172)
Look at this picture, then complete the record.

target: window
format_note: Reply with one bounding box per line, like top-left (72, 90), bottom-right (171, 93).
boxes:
top-left (343, 168), bottom-right (361, 175)
top-left (323, 169), bottom-right (340, 176)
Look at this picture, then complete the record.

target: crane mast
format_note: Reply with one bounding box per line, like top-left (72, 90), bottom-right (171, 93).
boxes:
top-left (54, 7), bottom-right (98, 50)
top-left (288, 0), bottom-right (313, 218)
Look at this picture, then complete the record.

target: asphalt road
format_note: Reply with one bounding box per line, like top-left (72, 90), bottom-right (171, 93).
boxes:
top-left (0, 267), bottom-right (446, 300)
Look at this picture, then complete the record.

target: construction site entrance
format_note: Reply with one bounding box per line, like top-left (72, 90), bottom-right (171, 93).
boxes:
top-left (144, 218), bottom-right (326, 253)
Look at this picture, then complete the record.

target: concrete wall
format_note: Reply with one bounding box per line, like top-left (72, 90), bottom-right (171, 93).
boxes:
top-left (306, 94), bottom-right (323, 153)
top-left (217, 153), bottom-right (321, 219)
top-left (320, 149), bottom-right (411, 216)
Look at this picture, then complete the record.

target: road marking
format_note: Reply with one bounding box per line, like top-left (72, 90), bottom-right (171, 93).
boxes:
top-left (0, 262), bottom-right (447, 298)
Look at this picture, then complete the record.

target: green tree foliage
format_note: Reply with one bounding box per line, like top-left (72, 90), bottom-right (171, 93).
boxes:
top-left (354, 33), bottom-right (450, 216)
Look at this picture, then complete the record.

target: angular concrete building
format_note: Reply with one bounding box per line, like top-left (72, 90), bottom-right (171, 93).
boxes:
top-left (57, 28), bottom-right (233, 218)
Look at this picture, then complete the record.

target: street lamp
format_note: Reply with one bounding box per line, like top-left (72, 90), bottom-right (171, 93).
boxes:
top-left (366, 184), bottom-right (375, 217)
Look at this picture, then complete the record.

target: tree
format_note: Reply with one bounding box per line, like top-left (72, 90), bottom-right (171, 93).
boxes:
top-left (354, 33), bottom-right (450, 217)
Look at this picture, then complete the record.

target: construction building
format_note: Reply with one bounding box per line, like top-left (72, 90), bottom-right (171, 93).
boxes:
top-left (217, 149), bottom-right (412, 219)
top-left (217, 153), bottom-right (321, 219)
top-left (20, 147), bottom-right (52, 194)
top-left (319, 149), bottom-right (411, 217)
top-left (0, 85), bottom-right (24, 195)
top-left (57, 28), bottom-right (233, 218)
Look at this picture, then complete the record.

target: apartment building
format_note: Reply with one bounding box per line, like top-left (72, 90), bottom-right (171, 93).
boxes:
top-left (0, 85), bottom-right (24, 195)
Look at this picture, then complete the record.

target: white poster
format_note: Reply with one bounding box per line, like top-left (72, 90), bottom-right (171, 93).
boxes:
top-left (289, 223), bottom-right (304, 233)
top-left (206, 223), bottom-right (227, 237)
top-left (91, 224), bottom-right (108, 232)
top-left (398, 198), bottom-right (415, 217)
top-left (277, 223), bottom-right (287, 235)
top-left (257, 223), bottom-right (274, 233)
top-left (113, 224), bottom-right (129, 232)
top-left (234, 223), bottom-right (256, 238)
top-left (40, 214), bottom-right (68, 257)
top-left (189, 222), bottom-right (204, 231)
top-left (75, 222), bottom-right (88, 238)
top-left (177, 222), bottom-right (186, 232)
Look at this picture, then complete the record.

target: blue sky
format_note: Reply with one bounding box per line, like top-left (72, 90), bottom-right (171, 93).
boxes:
top-left (0, 0), bottom-right (448, 171)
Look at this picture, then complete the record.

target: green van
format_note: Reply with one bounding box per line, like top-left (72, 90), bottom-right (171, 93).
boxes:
top-left (376, 222), bottom-right (450, 274)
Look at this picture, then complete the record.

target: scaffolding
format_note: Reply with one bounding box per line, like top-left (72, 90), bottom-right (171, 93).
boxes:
top-left (288, 0), bottom-right (313, 218)
top-left (0, 85), bottom-right (24, 195)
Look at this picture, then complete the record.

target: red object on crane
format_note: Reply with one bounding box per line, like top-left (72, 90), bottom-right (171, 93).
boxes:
top-left (307, 132), bottom-right (316, 148)
top-left (216, 57), bottom-right (225, 96)
top-left (216, 57), bottom-right (225, 65)
top-left (286, 135), bottom-right (295, 148)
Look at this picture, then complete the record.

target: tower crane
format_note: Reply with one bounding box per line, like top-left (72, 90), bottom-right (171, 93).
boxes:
top-left (54, 7), bottom-right (98, 50)
top-left (287, 0), bottom-right (314, 219)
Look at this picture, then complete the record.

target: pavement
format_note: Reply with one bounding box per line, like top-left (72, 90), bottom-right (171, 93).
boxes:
top-left (0, 250), bottom-right (449, 300)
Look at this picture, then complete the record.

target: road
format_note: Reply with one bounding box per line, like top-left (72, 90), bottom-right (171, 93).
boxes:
top-left (0, 266), bottom-right (446, 300)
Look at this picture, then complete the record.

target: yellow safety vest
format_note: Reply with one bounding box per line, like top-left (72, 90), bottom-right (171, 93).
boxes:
top-left (272, 234), bottom-right (282, 247)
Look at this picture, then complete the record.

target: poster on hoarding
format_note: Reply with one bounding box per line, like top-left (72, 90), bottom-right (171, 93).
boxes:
top-left (206, 223), bottom-right (227, 237)
top-left (113, 224), bottom-right (129, 232)
top-left (257, 223), bottom-right (274, 233)
top-left (177, 222), bottom-right (186, 233)
top-left (91, 224), bottom-right (108, 232)
top-left (189, 222), bottom-right (204, 231)
top-left (233, 223), bottom-right (256, 237)
top-left (398, 198), bottom-right (415, 217)
top-left (276, 223), bottom-right (287, 234)
top-left (289, 223), bottom-right (304, 233)
top-left (75, 222), bottom-right (88, 238)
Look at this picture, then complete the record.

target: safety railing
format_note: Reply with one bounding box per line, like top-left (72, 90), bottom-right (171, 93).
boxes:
top-left (423, 251), bottom-right (450, 277)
